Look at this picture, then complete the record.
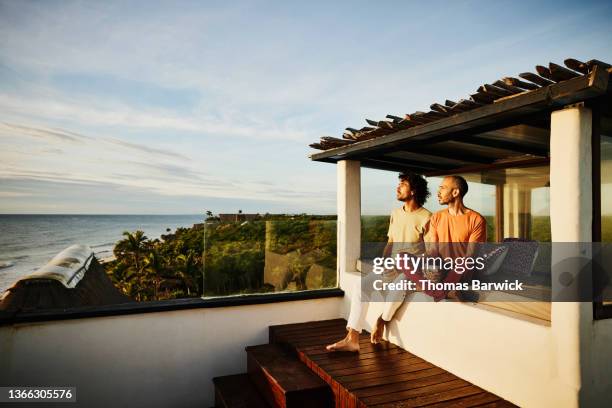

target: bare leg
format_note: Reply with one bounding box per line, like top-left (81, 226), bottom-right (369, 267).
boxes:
top-left (326, 328), bottom-right (360, 352)
top-left (370, 315), bottom-right (387, 344)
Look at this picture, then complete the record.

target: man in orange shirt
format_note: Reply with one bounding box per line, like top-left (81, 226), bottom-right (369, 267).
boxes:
top-left (426, 175), bottom-right (487, 301)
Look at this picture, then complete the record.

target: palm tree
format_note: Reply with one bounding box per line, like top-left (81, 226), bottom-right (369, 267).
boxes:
top-left (143, 250), bottom-right (163, 300)
top-left (177, 251), bottom-right (200, 296)
top-left (121, 230), bottom-right (148, 271)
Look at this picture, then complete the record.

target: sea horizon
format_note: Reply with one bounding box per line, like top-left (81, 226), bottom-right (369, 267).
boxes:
top-left (0, 213), bottom-right (204, 216)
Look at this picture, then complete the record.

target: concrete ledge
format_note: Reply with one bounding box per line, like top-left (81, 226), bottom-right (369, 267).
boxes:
top-left (0, 288), bottom-right (345, 326)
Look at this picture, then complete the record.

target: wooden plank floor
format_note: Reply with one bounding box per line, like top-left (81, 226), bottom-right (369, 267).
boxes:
top-left (269, 319), bottom-right (518, 408)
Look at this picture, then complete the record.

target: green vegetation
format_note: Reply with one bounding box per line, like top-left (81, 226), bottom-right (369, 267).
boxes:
top-left (107, 227), bottom-right (204, 301)
top-left (531, 216), bottom-right (551, 242)
top-left (361, 215), bottom-right (390, 243)
top-left (603, 216), bottom-right (612, 242)
top-left (104, 215), bottom-right (337, 301)
top-left (362, 214), bottom-right (551, 243)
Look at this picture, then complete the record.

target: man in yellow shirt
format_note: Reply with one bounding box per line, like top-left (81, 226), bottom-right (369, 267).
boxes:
top-left (326, 173), bottom-right (431, 352)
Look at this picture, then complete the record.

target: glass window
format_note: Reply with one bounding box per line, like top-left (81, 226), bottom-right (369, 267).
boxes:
top-left (360, 166), bottom-right (550, 246)
top-left (598, 105), bottom-right (612, 308)
top-left (203, 217), bottom-right (337, 297)
top-left (601, 135), bottom-right (612, 242)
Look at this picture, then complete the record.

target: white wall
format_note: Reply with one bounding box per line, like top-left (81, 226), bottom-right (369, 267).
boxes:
top-left (0, 297), bottom-right (343, 408)
top-left (588, 318), bottom-right (612, 405)
top-left (337, 160), bottom-right (361, 276)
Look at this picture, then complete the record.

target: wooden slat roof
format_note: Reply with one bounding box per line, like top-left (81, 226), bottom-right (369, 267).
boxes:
top-left (309, 58), bottom-right (612, 174)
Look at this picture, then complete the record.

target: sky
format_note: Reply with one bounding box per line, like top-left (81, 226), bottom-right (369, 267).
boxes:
top-left (1, 0), bottom-right (611, 215)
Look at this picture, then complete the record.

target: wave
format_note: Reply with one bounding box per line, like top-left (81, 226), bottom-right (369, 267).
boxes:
top-left (92, 242), bottom-right (115, 248)
top-left (0, 261), bottom-right (15, 269)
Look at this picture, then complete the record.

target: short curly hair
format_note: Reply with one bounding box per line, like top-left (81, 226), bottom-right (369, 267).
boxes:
top-left (398, 172), bottom-right (430, 207)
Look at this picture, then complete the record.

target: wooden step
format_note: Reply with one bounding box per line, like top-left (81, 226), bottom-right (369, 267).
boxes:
top-left (246, 343), bottom-right (333, 408)
top-left (213, 373), bottom-right (269, 408)
top-left (267, 319), bottom-right (519, 408)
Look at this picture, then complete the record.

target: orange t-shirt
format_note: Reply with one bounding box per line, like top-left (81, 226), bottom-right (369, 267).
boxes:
top-left (427, 208), bottom-right (487, 243)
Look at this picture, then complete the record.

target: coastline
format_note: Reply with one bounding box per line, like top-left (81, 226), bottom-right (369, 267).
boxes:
top-left (98, 254), bottom-right (116, 264)
top-left (0, 214), bottom-right (204, 294)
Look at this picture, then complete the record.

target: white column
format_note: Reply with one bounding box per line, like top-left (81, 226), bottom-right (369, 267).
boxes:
top-left (549, 106), bottom-right (593, 407)
top-left (337, 160), bottom-right (361, 289)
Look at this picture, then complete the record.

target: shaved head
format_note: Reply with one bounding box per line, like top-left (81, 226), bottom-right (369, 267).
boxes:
top-left (445, 175), bottom-right (468, 198)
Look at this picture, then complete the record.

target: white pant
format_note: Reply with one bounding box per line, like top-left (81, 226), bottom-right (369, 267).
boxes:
top-left (346, 271), bottom-right (408, 333)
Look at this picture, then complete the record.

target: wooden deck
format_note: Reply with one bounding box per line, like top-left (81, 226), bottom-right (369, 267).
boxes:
top-left (269, 319), bottom-right (518, 408)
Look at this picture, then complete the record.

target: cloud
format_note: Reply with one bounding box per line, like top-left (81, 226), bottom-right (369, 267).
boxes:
top-left (125, 161), bottom-right (227, 187)
top-left (0, 122), bottom-right (88, 143)
top-left (0, 116), bottom-right (336, 209)
top-left (104, 138), bottom-right (189, 160)
top-left (0, 191), bottom-right (36, 198)
top-left (0, 91), bottom-right (311, 142)
top-left (39, 147), bottom-right (64, 154)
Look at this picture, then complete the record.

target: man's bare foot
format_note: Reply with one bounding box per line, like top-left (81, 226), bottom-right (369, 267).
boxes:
top-left (326, 329), bottom-right (360, 352)
top-left (370, 316), bottom-right (386, 344)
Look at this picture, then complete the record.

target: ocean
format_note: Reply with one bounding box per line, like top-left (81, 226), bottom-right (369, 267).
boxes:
top-left (0, 214), bottom-right (203, 294)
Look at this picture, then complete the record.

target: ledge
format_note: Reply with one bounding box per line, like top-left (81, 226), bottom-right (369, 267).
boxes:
top-left (0, 288), bottom-right (345, 326)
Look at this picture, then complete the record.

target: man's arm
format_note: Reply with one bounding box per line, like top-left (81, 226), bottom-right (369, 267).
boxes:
top-left (383, 238), bottom-right (393, 258)
top-left (425, 222), bottom-right (438, 243)
top-left (468, 215), bottom-right (487, 243)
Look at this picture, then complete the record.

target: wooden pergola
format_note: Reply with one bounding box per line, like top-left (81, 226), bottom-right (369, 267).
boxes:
top-left (310, 58), bottom-right (611, 246)
top-left (306, 58), bottom-right (612, 406)
top-left (310, 58), bottom-right (610, 176)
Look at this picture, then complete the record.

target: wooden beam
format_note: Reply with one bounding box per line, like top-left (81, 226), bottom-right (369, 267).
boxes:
top-left (564, 58), bottom-right (588, 74)
top-left (359, 158), bottom-right (436, 174)
top-left (587, 59), bottom-right (612, 71)
top-left (519, 72), bottom-right (554, 87)
top-left (398, 145), bottom-right (493, 164)
top-left (470, 91), bottom-right (497, 104)
top-left (502, 77), bottom-right (540, 90)
top-left (535, 65), bottom-right (554, 81)
top-left (493, 80), bottom-right (526, 94)
top-left (457, 135), bottom-right (549, 156)
top-left (479, 84), bottom-right (514, 97)
top-left (364, 155), bottom-right (457, 171)
top-left (496, 184), bottom-right (504, 242)
top-left (549, 62), bottom-right (581, 81)
top-left (424, 157), bottom-right (549, 177)
top-left (430, 103), bottom-right (450, 113)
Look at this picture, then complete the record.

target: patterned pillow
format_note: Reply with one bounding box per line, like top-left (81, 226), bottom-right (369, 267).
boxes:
top-left (478, 245), bottom-right (508, 277)
top-left (499, 238), bottom-right (539, 276)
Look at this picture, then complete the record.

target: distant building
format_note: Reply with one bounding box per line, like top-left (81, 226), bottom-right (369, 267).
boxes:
top-left (218, 213), bottom-right (260, 222)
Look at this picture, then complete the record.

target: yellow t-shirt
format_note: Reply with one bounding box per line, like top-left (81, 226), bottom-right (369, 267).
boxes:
top-left (387, 206), bottom-right (431, 256)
